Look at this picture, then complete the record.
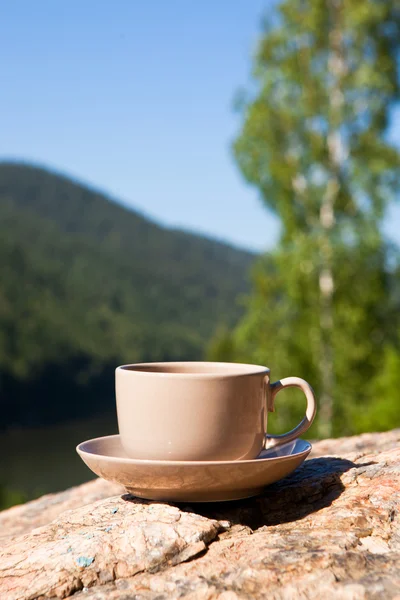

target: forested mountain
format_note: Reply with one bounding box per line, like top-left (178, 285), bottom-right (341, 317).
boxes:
top-left (0, 162), bottom-right (254, 428)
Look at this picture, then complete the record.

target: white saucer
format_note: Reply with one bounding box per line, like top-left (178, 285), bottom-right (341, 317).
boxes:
top-left (76, 435), bottom-right (311, 502)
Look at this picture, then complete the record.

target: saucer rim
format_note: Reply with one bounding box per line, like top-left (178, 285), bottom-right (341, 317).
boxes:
top-left (76, 434), bottom-right (312, 466)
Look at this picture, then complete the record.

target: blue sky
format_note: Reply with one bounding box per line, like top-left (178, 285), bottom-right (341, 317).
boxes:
top-left (0, 0), bottom-right (398, 252)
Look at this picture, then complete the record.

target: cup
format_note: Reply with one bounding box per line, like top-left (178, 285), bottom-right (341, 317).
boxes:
top-left (115, 362), bottom-right (316, 461)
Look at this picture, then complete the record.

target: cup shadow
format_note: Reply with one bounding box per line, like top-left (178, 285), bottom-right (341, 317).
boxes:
top-left (122, 456), bottom-right (376, 531)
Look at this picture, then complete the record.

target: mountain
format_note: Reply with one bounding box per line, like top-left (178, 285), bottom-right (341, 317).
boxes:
top-left (0, 162), bottom-right (255, 428)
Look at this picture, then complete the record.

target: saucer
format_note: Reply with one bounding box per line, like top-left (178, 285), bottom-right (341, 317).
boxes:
top-left (76, 435), bottom-right (311, 502)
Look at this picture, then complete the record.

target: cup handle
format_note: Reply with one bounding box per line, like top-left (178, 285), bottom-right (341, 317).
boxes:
top-left (265, 377), bottom-right (317, 449)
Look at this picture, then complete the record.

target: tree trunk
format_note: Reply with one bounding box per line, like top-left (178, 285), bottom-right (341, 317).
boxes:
top-left (318, 0), bottom-right (346, 438)
top-left (318, 188), bottom-right (335, 438)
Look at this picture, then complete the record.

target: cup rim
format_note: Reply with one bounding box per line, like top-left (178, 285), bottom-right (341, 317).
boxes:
top-left (116, 361), bottom-right (270, 378)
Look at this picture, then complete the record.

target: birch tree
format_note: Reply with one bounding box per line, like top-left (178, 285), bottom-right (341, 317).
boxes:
top-left (217, 0), bottom-right (400, 436)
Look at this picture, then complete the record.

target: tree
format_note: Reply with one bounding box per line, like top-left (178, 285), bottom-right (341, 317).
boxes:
top-left (211, 0), bottom-right (400, 437)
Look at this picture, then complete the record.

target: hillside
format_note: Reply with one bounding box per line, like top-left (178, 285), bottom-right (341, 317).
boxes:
top-left (0, 162), bottom-right (254, 428)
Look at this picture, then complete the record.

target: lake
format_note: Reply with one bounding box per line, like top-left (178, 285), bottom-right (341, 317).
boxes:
top-left (0, 412), bottom-right (118, 502)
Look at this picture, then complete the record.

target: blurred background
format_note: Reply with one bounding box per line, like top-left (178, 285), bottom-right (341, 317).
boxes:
top-left (0, 0), bottom-right (399, 509)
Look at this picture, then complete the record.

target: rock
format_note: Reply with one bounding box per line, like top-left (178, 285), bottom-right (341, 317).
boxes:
top-left (1, 496), bottom-right (221, 600)
top-left (310, 429), bottom-right (400, 459)
top-left (0, 478), bottom-right (123, 541)
top-left (1, 430), bottom-right (400, 600)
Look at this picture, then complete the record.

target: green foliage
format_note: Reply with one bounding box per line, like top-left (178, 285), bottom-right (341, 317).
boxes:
top-left (0, 484), bottom-right (27, 510)
top-left (367, 344), bottom-right (400, 433)
top-left (210, 0), bottom-right (400, 437)
top-left (0, 162), bottom-right (253, 428)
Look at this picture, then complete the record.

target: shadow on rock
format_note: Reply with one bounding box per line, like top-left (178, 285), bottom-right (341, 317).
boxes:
top-left (122, 457), bottom-right (375, 532)
top-left (190, 457), bottom-right (376, 530)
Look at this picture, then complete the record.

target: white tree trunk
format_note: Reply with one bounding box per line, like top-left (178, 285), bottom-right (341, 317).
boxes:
top-left (318, 0), bottom-right (346, 438)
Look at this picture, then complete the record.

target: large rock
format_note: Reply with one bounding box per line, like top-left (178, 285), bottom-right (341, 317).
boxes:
top-left (1, 430), bottom-right (399, 600)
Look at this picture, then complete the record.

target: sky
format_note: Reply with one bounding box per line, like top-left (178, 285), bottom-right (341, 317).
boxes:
top-left (0, 0), bottom-right (398, 252)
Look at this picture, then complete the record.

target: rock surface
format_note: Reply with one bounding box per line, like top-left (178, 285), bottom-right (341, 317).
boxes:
top-left (0, 479), bottom-right (123, 541)
top-left (1, 430), bottom-right (400, 600)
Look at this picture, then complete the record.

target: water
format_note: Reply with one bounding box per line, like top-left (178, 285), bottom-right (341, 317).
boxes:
top-left (0, 412), bottom-right (118, 502)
